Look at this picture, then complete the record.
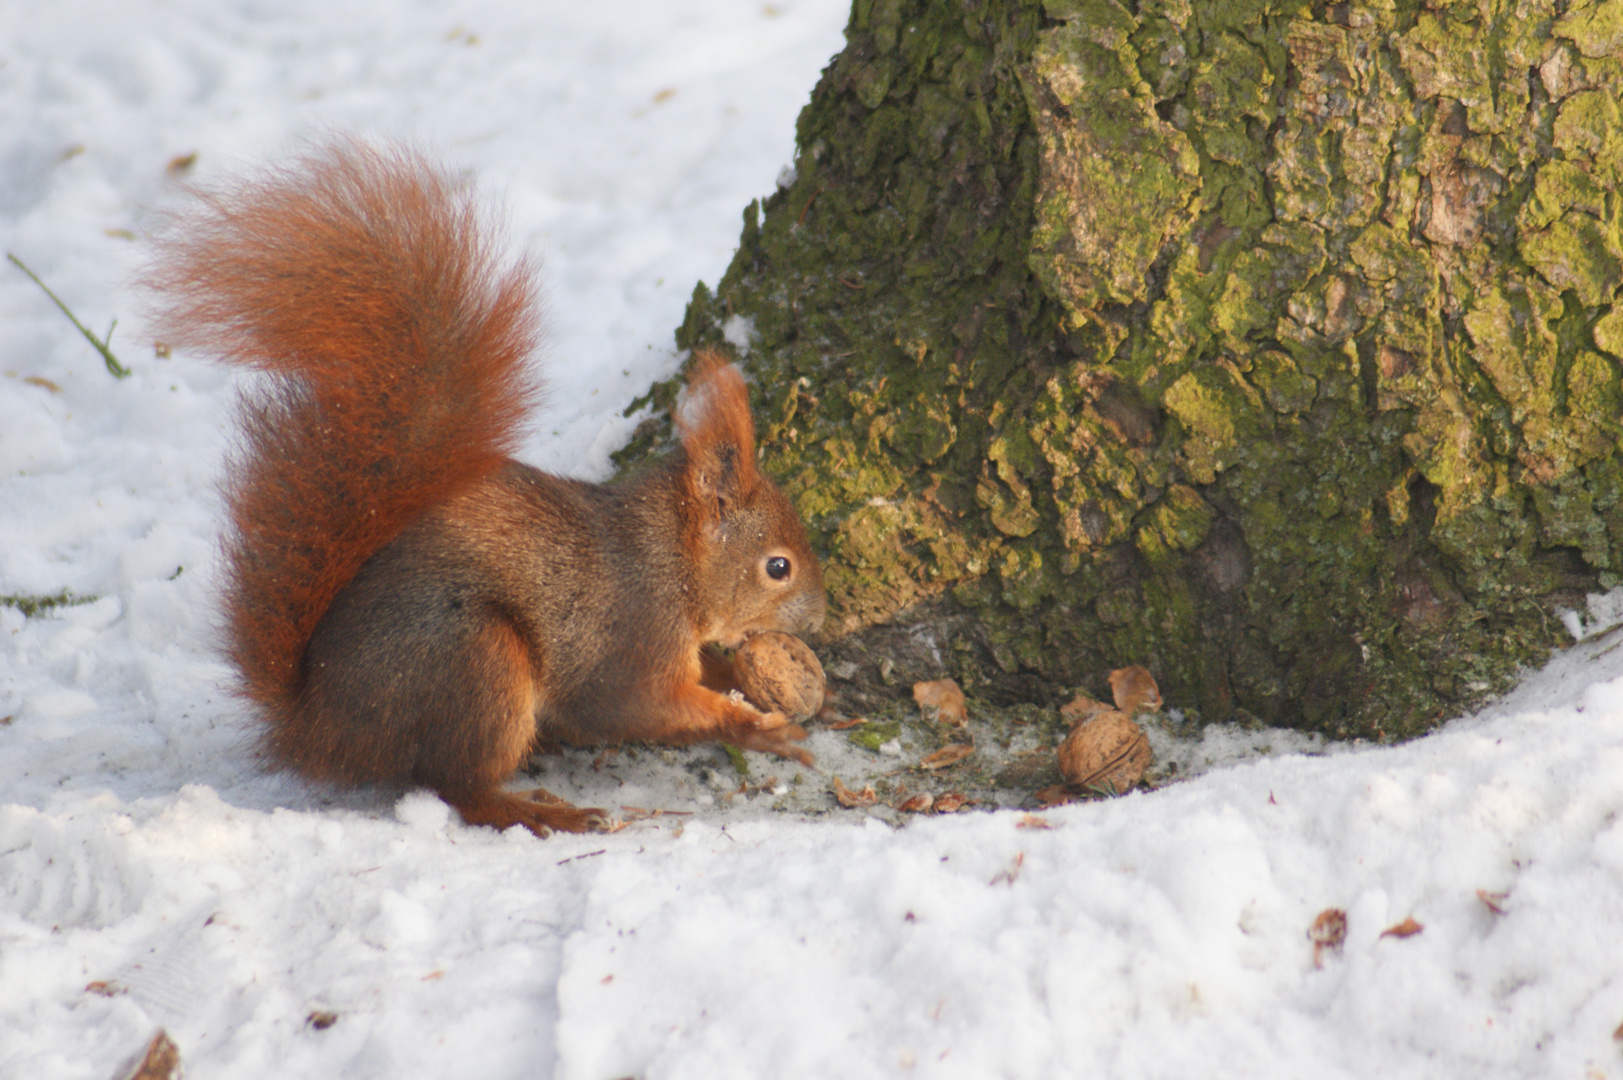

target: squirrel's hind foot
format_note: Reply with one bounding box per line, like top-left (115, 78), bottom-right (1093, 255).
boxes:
top-left (731, 719), bottom-right (815, 767)
top-left (448, 788), bottom-right (610, 838)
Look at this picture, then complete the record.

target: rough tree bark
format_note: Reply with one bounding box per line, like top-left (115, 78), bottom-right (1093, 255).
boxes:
top-left (622, 0), bottom-right (1623, 738)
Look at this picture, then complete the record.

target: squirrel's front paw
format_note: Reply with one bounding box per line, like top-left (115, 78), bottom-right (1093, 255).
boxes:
top-left (733, 719), bottom-right (813, 765)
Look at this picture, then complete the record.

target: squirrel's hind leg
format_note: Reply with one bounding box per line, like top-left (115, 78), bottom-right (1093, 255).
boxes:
top-left (417, 617), bottom-right (609, 837)
top-left (299, 572), bottom-right (607, 839)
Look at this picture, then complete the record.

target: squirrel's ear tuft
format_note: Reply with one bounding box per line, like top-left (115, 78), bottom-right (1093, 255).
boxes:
top-left (677, 350), bottom-right (759, 509)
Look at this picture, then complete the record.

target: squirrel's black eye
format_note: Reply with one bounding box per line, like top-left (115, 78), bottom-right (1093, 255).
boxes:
top-left (765, 556), bottom-right (791, 581)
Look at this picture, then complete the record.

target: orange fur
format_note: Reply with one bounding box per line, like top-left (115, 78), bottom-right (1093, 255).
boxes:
top-left (677, 352), bottom-right (761, 494)
top-left (149, 140), bottom-right (826, 838)
top-left (148, 142), bottom-right (541, 717)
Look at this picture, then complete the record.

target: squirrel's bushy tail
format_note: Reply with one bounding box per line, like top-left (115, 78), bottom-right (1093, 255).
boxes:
top-left (149, 140), bottom-right (542, 713)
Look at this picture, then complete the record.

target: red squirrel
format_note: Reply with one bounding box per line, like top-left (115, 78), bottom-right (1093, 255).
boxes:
top-left (149, 140), bottom-right (826, 836)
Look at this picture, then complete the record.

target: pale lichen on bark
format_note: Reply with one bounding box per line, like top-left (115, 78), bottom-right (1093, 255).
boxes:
top-left (628, 0), bottom-right (1623, 738)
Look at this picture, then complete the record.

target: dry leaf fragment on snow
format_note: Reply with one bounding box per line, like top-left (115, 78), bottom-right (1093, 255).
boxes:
top-left (832, 777), bottom-right (877, 808)
top-left (1016, 813), bottom-right (1053, 830)
top-left (934, 791), bottom-right (971, 813)
top-left (1380, 916), bottom-right (1424, 939)
top-left (913, 679), bottom-right (968, 726)
top-left (1057, 711), bottom-right (1152, 794)
top-left (1059, 693), bottom-right (1110, 724)
top-left (1308, 908), bottom-right (1348, 968)
top-left (897, 793), bottom-right (934, 813)
top-left (1477, 889), bottom-right (1509, 915)
top-left (919, 744), bottom-right (974, 770)
top-left (1108, 665), bottom-right (1163, 713)
top-left (614, 806), bottom-right (693, 829)
top-left (990, 852), bottom-right (1025, 885)
top-left (115, 1029), bottom-right (182, 1080)
top-left (1032, 784), bottom-right (1078, 808)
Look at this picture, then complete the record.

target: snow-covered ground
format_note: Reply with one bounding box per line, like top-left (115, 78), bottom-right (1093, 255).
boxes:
top-left (5, 3), bottom-right (1623, 1077)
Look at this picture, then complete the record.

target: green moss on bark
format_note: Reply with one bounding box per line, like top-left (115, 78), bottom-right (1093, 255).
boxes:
top-left (630, 0), bottom-right (1623, 738)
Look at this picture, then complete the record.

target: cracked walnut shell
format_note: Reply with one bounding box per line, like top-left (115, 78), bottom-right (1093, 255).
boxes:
top-left (1057, 711), bottom-right (1152, 795)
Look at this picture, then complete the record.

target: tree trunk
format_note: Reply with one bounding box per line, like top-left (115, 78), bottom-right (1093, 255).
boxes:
top-left (625, 0), bottom-right (1623, 738)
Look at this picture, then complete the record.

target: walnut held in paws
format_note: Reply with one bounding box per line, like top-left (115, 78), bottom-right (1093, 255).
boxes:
top-left (1057, 711), bottom-right (1152, 795)
top-left (733, 632), bottom-right (826, 719)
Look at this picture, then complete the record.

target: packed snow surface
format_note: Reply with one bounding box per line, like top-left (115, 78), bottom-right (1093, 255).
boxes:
top-left (4, 3), bottom-right (1623, 1077)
